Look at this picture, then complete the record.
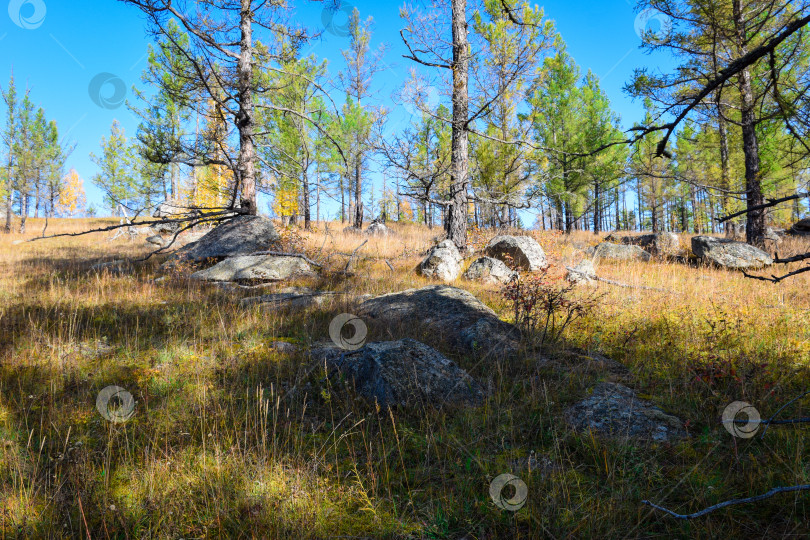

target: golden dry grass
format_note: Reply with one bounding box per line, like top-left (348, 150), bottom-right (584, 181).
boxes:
top-left (1, 217), bottom-right (809, 538)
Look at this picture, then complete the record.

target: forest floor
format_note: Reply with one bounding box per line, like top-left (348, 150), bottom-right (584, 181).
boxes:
top-left (1, 217), bottom-right (810, 539)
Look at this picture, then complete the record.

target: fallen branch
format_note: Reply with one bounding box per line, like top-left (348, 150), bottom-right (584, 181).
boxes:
top-left (343, 239), bottom-right (368, 273)
top-left (643, 484), bottom-right (810, 519)
top-left (742, 265), bottom-right (810, 283)
top-left (565, 267), bottom-right (676, 294)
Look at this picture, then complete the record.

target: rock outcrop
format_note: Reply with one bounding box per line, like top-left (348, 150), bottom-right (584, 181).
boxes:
top-left (191, 254), bottom-right (316, 282)
top-left (366, 222), bottom-right (392, 236)
top-left (312, 338), bottom-right (485, 409)
top-left (484, 235), bottom-right (548, 271)
top-left (566, 259), bottom-right (596, 284)
top-left (463, 256), bottom-right (516, 285)
top-left (359, 285), bottom-right (519, 355)
top-left (604, 232), bottom-right (682, 257)
top-left (565, 382), bottom-right (687, 442)
top-left (593, 242), bottom-right (652, 262)
top-left (171, 215), bottom-right (280, 262)
top-left (691, 236), bottom-right (773, 269)
top-left (419, 240), bottom-right (463, 282)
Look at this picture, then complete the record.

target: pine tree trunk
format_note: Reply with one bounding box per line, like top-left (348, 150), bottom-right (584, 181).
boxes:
top-left (4, 161), bottom-right (12, 233)
top-left (353, 159), bottom-right (362, 228)
top-left (733, 0), bottom-right (765, 245)
top-left (236, 0), bottom-right (257, 215)
top-left (446, 0), bottom-right (469, 249)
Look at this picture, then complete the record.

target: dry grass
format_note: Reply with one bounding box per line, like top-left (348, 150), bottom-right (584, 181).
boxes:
top-left (1, 218), bottom-right (809, 538)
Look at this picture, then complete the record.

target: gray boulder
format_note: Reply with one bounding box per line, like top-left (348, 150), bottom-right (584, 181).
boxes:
top-left (566, 259), bottom-right (596, 284)
top-left (241, 287), bottom-right (335, 308)
top-left (565, 382), bottom-right (687, 442)
top-left (463, 256), bottom-right (516, 285)
top-left (359, 285), bottom-right (520, 355)
top-left (191, 255), bottom-right (316, 282)
top-left (604, 232), bottom-right (682, 257)
top-left (146, 235), bottom-right (166, 248)
top-left (366, 222), bottom-right (392, 236)
top-left (171, 215), bottom-right (280, 262)
top-left (314, 338), bottom-right (485, 409)
top-left (691, 236), bottom-right (773, 269)
top-left (419, 240), bottom-right (463, 282)
top-left (593, 242), bottom-right (652, 262)
top-left (484, 235), bottom-right (548, 271)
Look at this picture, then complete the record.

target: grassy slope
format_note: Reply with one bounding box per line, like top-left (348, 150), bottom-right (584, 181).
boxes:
top-left (1, 218), bottom-right (809, 539)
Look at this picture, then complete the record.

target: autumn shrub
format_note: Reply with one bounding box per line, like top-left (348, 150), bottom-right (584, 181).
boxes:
top-left (501, 268), bottom-right (600, 347)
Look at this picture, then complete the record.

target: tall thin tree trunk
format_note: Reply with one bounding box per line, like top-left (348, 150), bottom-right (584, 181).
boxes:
top-left (4, 162), bottom-right (12, 233)
top-left (733, 0), bottom-right (765, 245)
top-left (353, 158), bottom-right (362, 228)
top-left (236, 0), bottom-right (257, 215)
top-left (446, 0), bottom-right (469, 249)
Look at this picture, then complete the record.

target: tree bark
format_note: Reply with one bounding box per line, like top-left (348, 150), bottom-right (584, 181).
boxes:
top-left (446, 0), bottom-right (469, 249)
top-left (236, 0), bottom-right (257, 215)
top-left (733, 0), bottom-right (765, 245)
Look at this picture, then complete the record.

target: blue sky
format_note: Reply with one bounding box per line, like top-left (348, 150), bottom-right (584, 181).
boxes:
top-left (0, 0), bottom-right (671, 217)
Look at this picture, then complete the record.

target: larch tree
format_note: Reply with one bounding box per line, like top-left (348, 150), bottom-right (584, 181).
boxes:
top-left (627, 0), bottom-right (810, 244)
top-left (120, 0), bottom-right (307, 215)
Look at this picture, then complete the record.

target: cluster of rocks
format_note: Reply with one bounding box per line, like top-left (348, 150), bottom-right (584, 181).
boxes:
top-left (418, 234), bottom-right (548, 284)
top-left (579, 230), bottom-right (776, 272)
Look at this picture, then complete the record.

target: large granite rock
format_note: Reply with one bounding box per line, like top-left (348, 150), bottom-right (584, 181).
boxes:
top-left (463, 256), bottom-right (516, 285)
top-left (359, 285), bottom-right (519, 355)
top-left (312, 338), bottom-right (485, 409)
top-left (565, 382), bottom-right (687, 442)
top-left (593, 242), bottom-right (652, 262)
top-left (566, 259), bottom-right (596, 285)
top-left (484, 235), bottom-right (548, 271)
top-left (604, 232), bottom-right (682, 257)
top-left (366, 222), bottom-right (393, 236)
top-left (419, 240), bottom-right (463, 282)
top-left (691, 236), bottom-right (773, 269)
top-left (171, 215), bottom-right (280, 262)
top-left (191, 254), bottom-right (316, 282)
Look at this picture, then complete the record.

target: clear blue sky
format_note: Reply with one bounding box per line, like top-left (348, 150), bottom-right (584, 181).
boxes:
top-left (0, 0), bottom-right (671, 217)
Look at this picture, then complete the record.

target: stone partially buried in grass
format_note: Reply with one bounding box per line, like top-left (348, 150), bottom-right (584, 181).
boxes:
top-left (593, 242), bottom-right (652, 262)
top-left (463, 256), bottom-right (516, 285)
top-left (359, 285), bottom-right (520, 355)
top-left (313, 338), bottom-right (485, 409)
top-left (418, 240), bottom-right (463, 282)
top-left (171, 215), bottom-right (280, 262)
top-left (565, 382), bottom-right (687, 442)
top-left (191, 255), bottom-right (316, 282)
top-left (484, 235), bottom-right (548, 271)
top-left (691, 236), bottom-right (773, 269)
